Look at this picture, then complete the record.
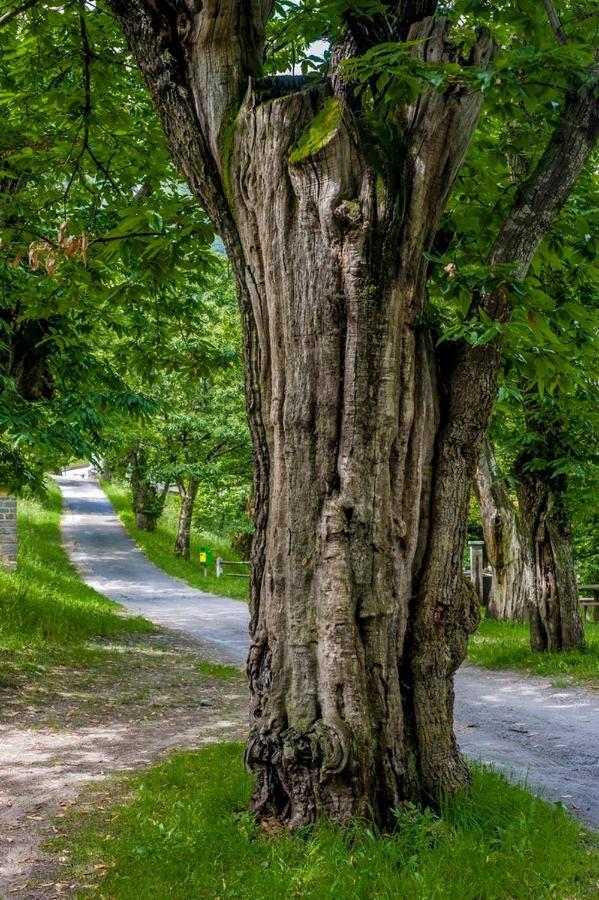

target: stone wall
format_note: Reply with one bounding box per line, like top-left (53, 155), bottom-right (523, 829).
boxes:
top-left (0, 493), bottom-right (17, 571)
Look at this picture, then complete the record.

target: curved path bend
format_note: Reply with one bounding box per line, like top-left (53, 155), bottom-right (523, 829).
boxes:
top-left (58, 474), bottom-right (599, 829)
top-left (58, 474), bottom-right (249, 665)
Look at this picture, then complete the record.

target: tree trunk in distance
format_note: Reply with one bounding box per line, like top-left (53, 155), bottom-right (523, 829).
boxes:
top-left (129, 450), bottom-right (163, 532)
top-left (475, 440), bottom-right (528, 620)
top-left (517, 465), bottom-right (585, 652)
top-left (174, 476), bottom-right (199, 559)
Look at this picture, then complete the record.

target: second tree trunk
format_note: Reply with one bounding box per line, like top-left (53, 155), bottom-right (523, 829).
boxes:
top-left (475, 441), bottom-right (528, 620)
top-left (174, 477), bottom-right (199, 560)
top-left (518, 465), bottom-right (584, 652)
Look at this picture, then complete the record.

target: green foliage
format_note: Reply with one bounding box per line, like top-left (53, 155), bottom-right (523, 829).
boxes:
top-left (98, 262), bottom-right (252, 542)
top-left (469, 614), bottom-right (599, 687)
top-left (343, 39), bottom-right (466, 104)
top-left (56, 742), bottom-right (599, 898)
top-left (103, 481), bottom-right (249, 602)
top-left (0, 1), bottom-right (217, 491)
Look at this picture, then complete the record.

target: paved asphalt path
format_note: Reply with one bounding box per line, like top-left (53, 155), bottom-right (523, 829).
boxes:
top-left (58, 473), bottom-right (599, 828)
top-left (58, 473), bottom-right (249, 665)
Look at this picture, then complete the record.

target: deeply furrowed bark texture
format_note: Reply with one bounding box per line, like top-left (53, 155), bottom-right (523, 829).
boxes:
top-left (475, 441), bottom-right (528, 620)
top-left (232, 22), bottom-right (490, 820)
top-left (517, 463), bottom-right (585, 653)
top-left (109, 0), bottom-right (599, 827)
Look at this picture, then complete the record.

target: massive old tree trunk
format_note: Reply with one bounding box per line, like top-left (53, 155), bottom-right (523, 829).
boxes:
top-left (110, 0), bottom-right (598, 826)
top-left (517, 458), bottom-right (585, 653)
top-left (174, 476), bottom-right (199, 559)
top-left (475, 440), bottom-right (528, 620)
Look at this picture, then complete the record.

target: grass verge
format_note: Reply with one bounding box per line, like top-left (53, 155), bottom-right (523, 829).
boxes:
top-left (469, 615), bottom-right (599, 689)
top-left (55, 742), bottom-right (599, 899)
top-left (0, 482), bottom-right (152, 688)
top-left (101, 480), bottom-right (249, 602)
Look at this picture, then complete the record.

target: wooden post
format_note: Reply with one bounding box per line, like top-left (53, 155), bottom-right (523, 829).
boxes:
top-left (468, 540), bottom-right (484, 603)
top-left (579, 585), bottom-right (599, 624)
top-left (216, 557), bottom-right (223, 578)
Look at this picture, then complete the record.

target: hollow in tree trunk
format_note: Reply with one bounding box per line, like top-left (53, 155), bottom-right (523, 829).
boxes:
top-left (174, 476), bottom-right (199, 559)
top-left (475, 440), bottom-right (528, 620)
top-left (110, 0), bottom-right (599, 827)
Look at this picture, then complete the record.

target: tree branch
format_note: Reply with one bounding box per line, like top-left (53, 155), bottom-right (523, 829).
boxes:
top-left (542, 0), bottom-right (568, 45)
top-left (488, 65), bottom-right (599, 285)
top-left (106, 0), bottom-right (240, 235)
top-left (0, 0), bottom-right (38, 28)
top-left (394, 1), bottom-right (438, 40)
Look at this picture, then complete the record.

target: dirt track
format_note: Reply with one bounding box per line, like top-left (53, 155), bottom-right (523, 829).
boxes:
top-left (0, 630), bottom-right (247, 898)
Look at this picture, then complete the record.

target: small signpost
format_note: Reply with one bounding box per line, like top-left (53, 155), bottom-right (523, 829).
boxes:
top-left (199, 546), bottom-right (213, 577)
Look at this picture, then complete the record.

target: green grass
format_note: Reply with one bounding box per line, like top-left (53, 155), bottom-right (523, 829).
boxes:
top-left (0, 482), bottom-right (151, 683)
top-left (469, 614), bottom-right (599, 688)
top-left (56, 742), bottom-right (599, 899)
top-left (196, 659), bottom-right (242, 679)
top-left (102, 480), bottom-right (249, 602)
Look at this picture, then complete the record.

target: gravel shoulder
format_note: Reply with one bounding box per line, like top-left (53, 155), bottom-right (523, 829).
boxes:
top-left (0, 630), bottom-right (247, 898)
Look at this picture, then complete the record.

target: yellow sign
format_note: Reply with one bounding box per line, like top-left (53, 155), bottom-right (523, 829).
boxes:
top-left (199, 551), bottom-right (207, 563)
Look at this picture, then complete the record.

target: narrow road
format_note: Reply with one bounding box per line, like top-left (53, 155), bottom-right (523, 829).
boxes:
top-left (59, 474), bottom-right (599, 828)
top-left (59, 474), bottom-right (249, 665)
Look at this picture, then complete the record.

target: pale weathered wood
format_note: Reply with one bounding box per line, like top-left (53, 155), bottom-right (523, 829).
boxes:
top-left (475, 441), bottom-right (528, 620)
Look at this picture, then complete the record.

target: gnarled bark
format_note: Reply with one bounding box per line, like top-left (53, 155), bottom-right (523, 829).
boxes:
top-left (109, 0), bottom-right (599, 827)
top-left (475, 440), bottom-right (528, 620)
top-left (517, 460), bottom-right (585, 653)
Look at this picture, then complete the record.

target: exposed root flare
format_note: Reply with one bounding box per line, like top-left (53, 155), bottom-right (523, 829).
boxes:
top-left (245, 718), bottom-right (358, 827)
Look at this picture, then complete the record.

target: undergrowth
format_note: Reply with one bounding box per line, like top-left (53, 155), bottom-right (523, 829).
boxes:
top-left (55, 742), bottom-right (599, 899)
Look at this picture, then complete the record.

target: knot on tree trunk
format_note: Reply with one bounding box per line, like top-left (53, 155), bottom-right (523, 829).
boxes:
top-left (245, 717), bottom-right (356, 826)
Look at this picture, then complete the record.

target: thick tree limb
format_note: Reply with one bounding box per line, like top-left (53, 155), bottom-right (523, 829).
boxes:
top-left (395, 0), bottom-right (438, 40)
top-left (106, 0), bottom-right (235, 234)
top-left (488, 66), bottom-right (599, 281)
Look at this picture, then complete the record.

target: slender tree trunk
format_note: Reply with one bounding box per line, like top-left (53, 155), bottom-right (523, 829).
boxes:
top-left (110, 0), bottom-right (599, 828)
top-left (475, 440), bottom-right (528, 620)
top-left (174, 476), bottom-right (199, 559)
top-left (517, 464), bottom-right (585, 652)
top-left (129, 450), bottom-right (166, 532)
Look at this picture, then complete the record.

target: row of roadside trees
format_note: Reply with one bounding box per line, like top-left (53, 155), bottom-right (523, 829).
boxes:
top-left (1, 0), bottom-right (597, 830)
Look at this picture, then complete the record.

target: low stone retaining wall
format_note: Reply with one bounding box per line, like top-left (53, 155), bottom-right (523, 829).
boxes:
top-left (0, 491), bottom-right (17, 571)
